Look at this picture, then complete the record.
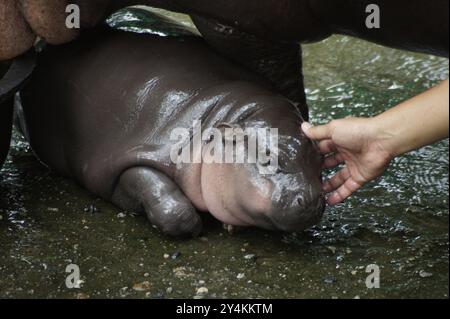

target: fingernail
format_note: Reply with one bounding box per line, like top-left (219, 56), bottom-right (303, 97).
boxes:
top-left (301, 122), bottom-right (313, 132)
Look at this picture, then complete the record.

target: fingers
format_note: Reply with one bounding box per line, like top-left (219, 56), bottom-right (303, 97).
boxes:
top-left (327, 178), bottom-right (362, 205)
top-left (0, 0), bottom-right (36, 60)
top-left (301, 121), bottom-right (334, 141)
top-left (322, 167), bottom-right (363, 205)
top-left (323, 167), bottom-right (350, 193)
top-left (318, 139), bottom-right (337, 154)
top-left (323, 152), bottom-right (345, 169)
top-left (19, 0), bottom-right (79, 45)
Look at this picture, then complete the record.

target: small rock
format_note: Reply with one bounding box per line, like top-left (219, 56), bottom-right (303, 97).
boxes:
top-left (324, 275), bottom-right (337, 284)
top-left (223, 224), bottom-right (235, 234)
top-left (173, 267), bottom-right (187, 278)
top-left (351, 270), bottom-right (357, 276)
top-left (419, 270), bottom-right (433, 278)
top-left (244, 254), bottom-right (256, 261)
top-left (47, 207), bottom-right (59, 212)
top-left (166, 287), bottom-right (173, 294)
top-left (75, 292), bottom-right (89, 299)
top-left (84, 204), bottom-right (99, 214)
top-left (117, 212), bottom-right (126, 218)
top-left (163, 253), bottom-right (170, 259)
top-left (171, 252), bottom-right (181, 260)
top-left (327, 246), bottom-right (337, 254)
top-left (133, 281), bottom-right (151, 292)
top-left (196, 287), bottom-right (208, 296)
top-left (237, 273), bottom-right (245, 279)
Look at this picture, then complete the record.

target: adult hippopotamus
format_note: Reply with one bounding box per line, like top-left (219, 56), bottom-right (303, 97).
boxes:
top-left (0, 51), bottom-right (35, 170)
top-left (18, 14), bottom-right (325, 236)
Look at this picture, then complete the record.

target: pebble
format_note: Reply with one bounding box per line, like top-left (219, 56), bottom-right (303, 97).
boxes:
top-left (76, 292), bottom-right (90, 299)
top-left (84, 204), bottom-right (99, 214)
top-left (237, 273), bottom-right (245, 279)
top-left (166, 287), bottom-right (173, 294)
top-left (171, 252), bottom-right (181, 260)
top-left (173, 267), bottom-right (187, 278)
top-left (116, 212), bottom-right (126, 218)
top-left (163, 253), bottom-right (170, 259)
top-left (244, 254), bottom-right (256, 261)
top-left (324, 276), bottom-right (337, 284)
top-left (196, 287), bottom-right (209, 296)
top-left (132, 281), bottom-right (151, 292)
top-left (327, 246), bottom-right (337, 254)
top-left (419, 270), bottom-right (433, 278)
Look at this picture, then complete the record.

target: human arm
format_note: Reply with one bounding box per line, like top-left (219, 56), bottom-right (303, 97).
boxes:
top-left (302, 80), bottom-right (449, 205)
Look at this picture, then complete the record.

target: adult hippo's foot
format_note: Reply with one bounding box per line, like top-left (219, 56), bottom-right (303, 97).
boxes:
top-left (0, 51), bottom-right (36, 170)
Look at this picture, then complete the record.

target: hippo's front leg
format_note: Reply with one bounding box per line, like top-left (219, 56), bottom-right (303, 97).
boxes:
top-left (111, 167), bottom-right (203, 237)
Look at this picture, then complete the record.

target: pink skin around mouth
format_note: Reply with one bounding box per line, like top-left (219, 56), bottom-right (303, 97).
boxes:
top-left (200, 162), bottom-right (274, 227)
top-left (175, 139), bottom-right (274, 228)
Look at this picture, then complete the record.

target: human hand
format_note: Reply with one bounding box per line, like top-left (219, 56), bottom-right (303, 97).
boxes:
top-left (302, 118), bottom-right (393, 205)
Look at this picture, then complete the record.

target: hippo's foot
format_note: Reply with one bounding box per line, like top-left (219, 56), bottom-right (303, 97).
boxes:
top-left (112, 167), bottom-right (203, 237)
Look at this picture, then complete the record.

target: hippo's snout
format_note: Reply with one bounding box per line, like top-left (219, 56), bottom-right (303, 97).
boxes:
top-left (271, 191), bottom-right (326, 232)
top-left (266, 171), bottom-right (326, 232)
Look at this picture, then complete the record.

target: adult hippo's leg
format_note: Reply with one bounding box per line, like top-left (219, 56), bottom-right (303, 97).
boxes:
top-left (0, 51), bottom-right (36, 170)
top-left (135, 0), bottom-right (449, 57)
top-left (313, 0), bottom-right (449, 57)
top-left (111, 167), bottom-right (203, 237)
top-left (0, 98), bottom-right (13, 169)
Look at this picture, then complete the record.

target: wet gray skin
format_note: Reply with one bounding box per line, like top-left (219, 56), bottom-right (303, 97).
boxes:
top-left (0, 10), bottom-right (448, 299)
top-left (17, 15), bottom-right (324, 236)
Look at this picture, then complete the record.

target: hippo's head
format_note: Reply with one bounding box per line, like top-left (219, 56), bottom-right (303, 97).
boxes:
top-left (201, 97), bottom-right (325, 232)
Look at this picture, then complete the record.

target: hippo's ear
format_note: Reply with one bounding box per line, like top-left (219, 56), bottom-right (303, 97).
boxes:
top-left (191, 15), bottom-right (308, 120)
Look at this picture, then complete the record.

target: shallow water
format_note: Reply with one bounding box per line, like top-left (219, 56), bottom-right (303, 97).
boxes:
top-left (0, 9), bottom-right (448, 299)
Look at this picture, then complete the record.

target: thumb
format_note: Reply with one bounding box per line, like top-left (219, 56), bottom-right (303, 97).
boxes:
top-left (301, 122), bottom-right (333, 141)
